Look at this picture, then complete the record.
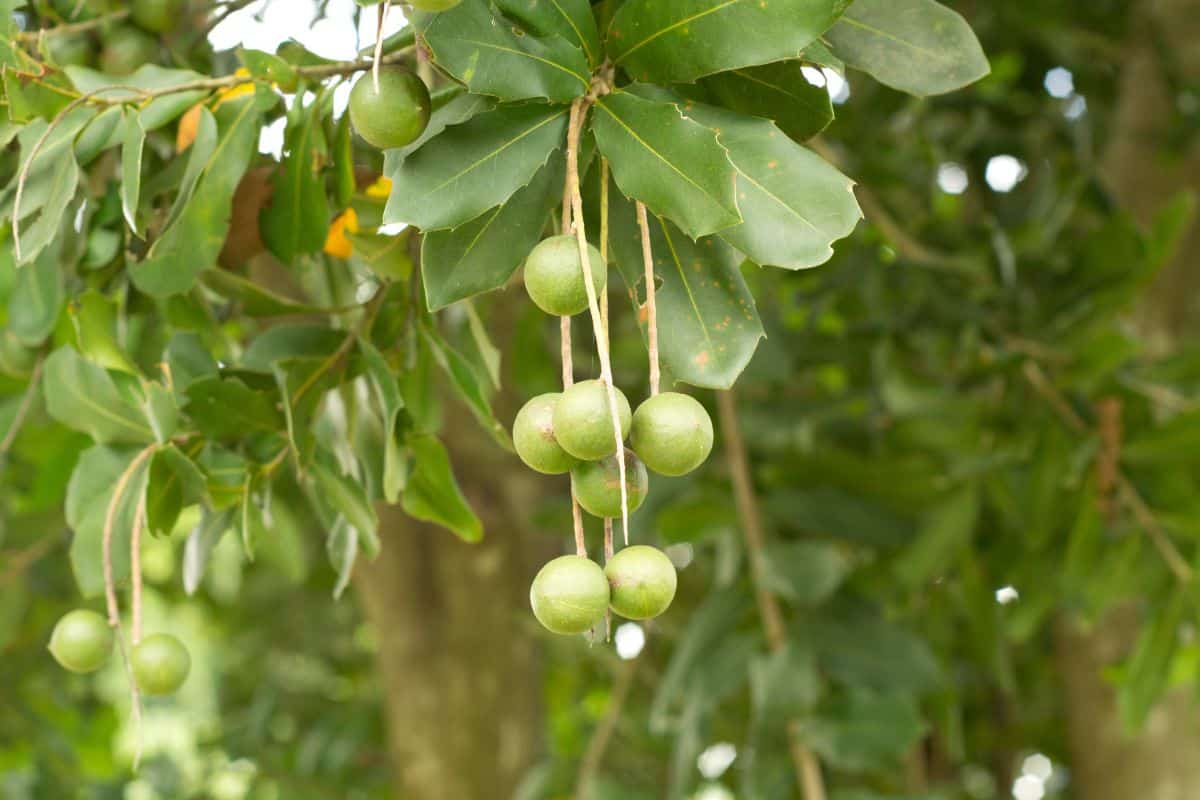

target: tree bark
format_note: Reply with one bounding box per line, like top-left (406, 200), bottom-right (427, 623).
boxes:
top-left (1057, 2), bottom-right (1200, 798)
top-left (355, 422), bottom-right (549, 799)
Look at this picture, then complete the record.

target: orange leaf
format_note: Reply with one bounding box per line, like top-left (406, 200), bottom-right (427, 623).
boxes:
top-left (323, 209), bottom-right (360, 259)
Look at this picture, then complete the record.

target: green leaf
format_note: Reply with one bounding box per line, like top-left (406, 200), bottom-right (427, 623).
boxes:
top-left (146, 445), bottom-right (206, 536)
top-left (237, 477), bottom-right (266, 560)
top-left (384, 103), bottom-right (569, 231)
top-left (182, 507), bottom-right (233, 595)
top-left (326, 516), bottom-right (358, 600)
top-left (421, 152), bottom-right (562, 310)
top-left (69, 290), bottom-right (137, 373)
top-left (65, 445), bottom-right (150, 597)
top-left (1124, 409), bottom-right (1200, 465)
top-left (824, 0), bottom-right (990, 96)
top-left (412, 0), bottom-right (591, 103)
top-left (750, 644), bottom-right (821, 724)
top-left (670, 95), bottom-right (861, 269)
top-left (360, 338), bottom-right (406, 503)
top-left (261, 91), bottom-right (332, 262)
top-left (140, 381), bottom-right (179, 443)
top-left (332, 112), bottom-right (355, 209)
top-left (346, 229), bottom-right (413, 281)
top-left (164, 332), bottom-right (219, 399)
top-left (401, 434), bottom-right (482, 542)
top-left (1117, 589), bottom-right (1186, 731)
top-left (8, 245), bottom-right (63, 345)
top-left (272, 356), bottom-right (337, 465)
top-left (802, 690), bottom-right (925, 772)
top-left (202, 269), bottom-right (327, 316)
top-left (164, 106), bottom-right (218, 229)
top-left (702, 61), bottom-right (835, 143)
top-left (383, 92), bottom-right (494, 170)
top-left (608, 0), bottom-right (850, 84)
top-left (65, 64), bottom-right (209, 130)
top-left (313, 458), bottom-right (381, 557)
top-left (43, 346), bottom-right (154, 443)
top-left (760, 540), bottom-right (849, 606)
top-left (796, 606), bottom-right (941, 694)
top-left (592, 90), bottom-right (740, 239)
top-left (74, 106), bottom-right (124, 166)
top-left (495, 0), bottom-right (601, 67)
top-left (238, 48), bottom-right (299, 92)
top-left (14, 138), bottom-right (79, 266)
top-left (120, 109), bottom-right (145, 236)
top-left (241, 323), bottom-right (346, 370)
top-left (132, 90), bottom-right (271, 297)
top-left (184, 376), bottom-right (285, 440)
top-left (602, 190), bottom-right (763, 388)
top-left (893, 484), bottom-right (979, 589)
top-left (465, 302), bottom-right (501, 388)
top-left (420, 320), bottom-right (511, 450)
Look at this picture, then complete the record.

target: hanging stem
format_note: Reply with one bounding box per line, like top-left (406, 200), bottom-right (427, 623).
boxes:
top-left (560, 174), bottom-right (588, 557)
top-left (372, 2), bottom-right (389, 93)
top-left (717, 390), bottom-right (827, 800)
top-left (565, 98), bottom-right (630, 544)
top-left (635, 201), bottom-right (660, 397)
top-left (129, 493), bottom-right (148, 646)
top-left (600, 159), bottom-right (611, 335)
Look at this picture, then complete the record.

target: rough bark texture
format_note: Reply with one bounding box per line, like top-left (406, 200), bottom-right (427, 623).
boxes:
top-left (355, 411), bottom-right (550, 799)
top-left (1057, 2), bottom-right (1200, 798)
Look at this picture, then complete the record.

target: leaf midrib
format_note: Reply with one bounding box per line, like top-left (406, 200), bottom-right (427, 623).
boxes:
top-left (614, 0), bottom-right (741, 63)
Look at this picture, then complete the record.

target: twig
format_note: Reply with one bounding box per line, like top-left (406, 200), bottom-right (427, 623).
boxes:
top-left (635, 202), bottom-right (659, 397)
top-left (565, 97), bottom-right (629, 544)
top-left (17, 9), bottom-right (130, 40)
top-left (717, 390), bottom-right (827, 800)
top-left (0, 355), bottom-right (44, 456)
top-left (562, 314), bottom-right (588, 556)
top-left (130, 493), bottom-right (148, 645)
top-left (1022, 360), bottom-right (1194, 584)
top-left (576, 653), bottom-right (640, 797)
top-left (372, 2), bottom-right (389, 94)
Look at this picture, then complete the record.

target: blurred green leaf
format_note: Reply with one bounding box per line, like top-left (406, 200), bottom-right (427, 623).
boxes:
top-left (401, 434), bottom-right (482, 542)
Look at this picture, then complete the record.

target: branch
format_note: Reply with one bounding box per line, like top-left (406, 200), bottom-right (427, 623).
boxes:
top-left (17, 9), bottom-right (130, 40)
top-left (717, 390), bottom-right (827, 800)
top-left (1022, 360), bottom-right (1194, 584)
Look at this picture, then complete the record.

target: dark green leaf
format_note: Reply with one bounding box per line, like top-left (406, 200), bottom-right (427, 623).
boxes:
top-left (760, 540), bottom-right (849, 606)
top-left (184, 376), bottom-right (285, 440)
top-left (401, 434), bottom-right (482, 542)
top-left (261, 92), bottom-right (332, 262)
top-left (496, 0), bottom-right (601, 67)
top-left (608, 0), bottom-right (850, 83)
top-left (413, 0), bottom-right (590, 103)
top-left (360, 337), bottom-right (406, 503)
top-left (384, 103), bottom-right (569, 231)
top-left (702, 62), bottom-right (834, 143)
top-left (182, 507), bottom-right (234, 595)
top-left (592, 90), bottom-right (740, 239)
top-left (120, 109), bottom-right (145, 236)
top-left (893, 484), bottom-right (979, 589)
top-left (69, 290), bottom-right (136, 373)
top-left (146, 445), bottom-right (207, 536)
top-left (802, 690), bottom-right (925, 772)
top-left (421, 152), bottom-right (562, 310)
top-left (420, 321), bottom-right (511, 449)
top-left (238, 48), bottom-right (299, 92)
top-left (164, 332), bottom-right (219, 400)
top-left (241, 323), bottom-right (345, 370)
top-left (1118, 589), bottom-right (1186, 731)
top-left (824, 0), bottom-right (990, 96)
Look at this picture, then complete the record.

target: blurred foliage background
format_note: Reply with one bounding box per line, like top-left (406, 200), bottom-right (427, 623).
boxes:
top-left (3, 1), bottom-right (1200, 799)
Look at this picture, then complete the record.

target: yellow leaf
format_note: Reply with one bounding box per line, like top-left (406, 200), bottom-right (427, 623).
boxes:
top-left (212, 68), bottom-right (256, 109)
top-left (176, 102), bottom-right (203, 153)
top-left (364, 176), bottom-right (393, 199)
top-left (323, 208), bottom-right (360, 259)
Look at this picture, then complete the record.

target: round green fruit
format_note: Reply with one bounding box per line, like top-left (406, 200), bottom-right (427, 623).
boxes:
top-left (605, 545), bottom-right (677, 621)
top-left (48, 609), bottom-right (113, 674)
top-left (348, 67), bottom-right (430, 150)
top-left (630, 392), bottom-right (714, 476)
top-left (46, 33), bottom-right (96, 67)
top-left (513, 393), bottom-right (578, 475)
top-left (572, 448), bottom-right (649, 519)
top-left (409, 0), bottom-right (462, 9)
top-left (552, 379), bottom-right (631, 461)
top-left (529, 555), bottom-right (610, 635)
top-left (523, 235), bottom-right (607, 317)
top-left (131, 633), bottom-right (191, 696)
top-left (99, 25), bottom-right (158, 76)
top-left (131, 0), bottom-right (181, 34)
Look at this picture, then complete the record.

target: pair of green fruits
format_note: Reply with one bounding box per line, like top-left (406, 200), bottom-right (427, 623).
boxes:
top-left (48, 0), bottom-right (182, 74)
top-left (48, 609), bottom-right (192, 696)
top-left (531, 545), bottom-right (677, 635)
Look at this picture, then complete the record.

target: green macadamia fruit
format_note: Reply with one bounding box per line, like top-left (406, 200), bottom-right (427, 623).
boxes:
top-left (630, 392), bottom-right (714, 476)
top-left (48, 609), bottom-right (113, 674)
top-left (605, 545), bottom-right (678, 620)
top-left (513, 393), bottom-right (579, 475)
top-left (131, 0), bottom-right (182, 33)
top-left (348, 67), bottom-right (431, 150)
top-left (530, 555), bottom-right (610, 635)
top-left (523, 235), bottom-right (607, 317)
top-left (552, 380), bottom-right (631, 461)
top-left (99, 25), bottom-right (159, 76)
top-left (131, 633), bottom-right (191, 695)
top-left (572, 448), bottom-right (649, 519)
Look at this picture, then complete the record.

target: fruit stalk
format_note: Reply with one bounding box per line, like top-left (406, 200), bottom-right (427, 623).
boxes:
top-left (565, 97), bottom-right (630, 544)
top-left (635, 201), bottom-right (659, 397)
top-left (130, 493), bottom-right (147, 645)
top-left (560, 305), bottom-right (587, 556)
top-left (372, 1), bottom-right (390, 94)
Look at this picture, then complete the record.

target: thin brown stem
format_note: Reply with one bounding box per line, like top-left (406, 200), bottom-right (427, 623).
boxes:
top-left (102, 444), bottom-right (157, 627)
top-left (565, 98), bottom-right (629, 544)
top-left (372, 2), bottom-right (389, 94)
top-left (600, 159), bottom-right (610, 335)
top-left (636, 202), bottom-right (660, 396)
top-left (717, 390), bottom-right (827, 800)
top-left (130, 493), bottom-right (148, 646)
top-left (17, 8), bottom-right (130, 40)
top-left (1022, 360), bottom-right (1194, 584)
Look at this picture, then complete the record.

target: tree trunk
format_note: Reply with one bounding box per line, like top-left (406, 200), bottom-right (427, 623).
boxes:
top-left (1057, 2), bottom-right (1200, 798)
top-left (355, 424), bottom-right (548, 799)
